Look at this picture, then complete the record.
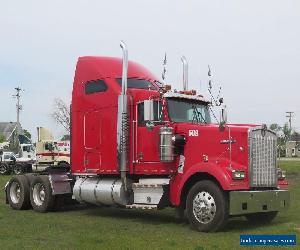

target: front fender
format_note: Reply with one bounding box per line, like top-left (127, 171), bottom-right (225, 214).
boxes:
top-left (169, 161), bottom-right (248, 206)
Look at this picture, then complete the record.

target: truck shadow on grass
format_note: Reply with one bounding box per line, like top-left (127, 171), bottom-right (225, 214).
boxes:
top-left (84, 206), bottom-right (179, 225)
top-left (81, 206), bottom-right (285, 232)
top-left (223, 217), bottom-right (285, 232)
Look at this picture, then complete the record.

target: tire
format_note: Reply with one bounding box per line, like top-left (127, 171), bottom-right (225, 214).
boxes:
top-left (13, 164), bottom-right (24, 175)
top-left (245, 211), bottom-right (278, 224)
top-left (30, 175), bottom-right (55, 212)
top-left (7, 175), bottom-right (31, 210)
top-left (0, 163), bottom-right (10, 175)
top-left (186, 180), bottom-right (228, 232)
top-left (24, 173), bottom-right (38, 185)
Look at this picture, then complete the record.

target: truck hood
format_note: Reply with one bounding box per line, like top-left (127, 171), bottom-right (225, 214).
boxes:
top-left (173, 123), bottom-right (261, 169)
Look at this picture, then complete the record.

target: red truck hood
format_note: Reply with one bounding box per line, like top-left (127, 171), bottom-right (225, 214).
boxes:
top-left (172, 123), bottom-right (261, 170)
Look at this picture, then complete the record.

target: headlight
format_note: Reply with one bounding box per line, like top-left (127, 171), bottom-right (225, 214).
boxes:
top-left (232, 170), bottom-right (246, 180)
top-left (277, 168), bottom-right (286, 180)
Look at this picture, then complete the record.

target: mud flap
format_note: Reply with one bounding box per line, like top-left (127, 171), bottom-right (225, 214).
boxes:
top-left (4, 181), bottom-right (9, 204)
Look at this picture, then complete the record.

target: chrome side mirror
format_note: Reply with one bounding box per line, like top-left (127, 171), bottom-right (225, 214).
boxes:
top-left (219, 105), bottom-right (227, 130)
top-left (144, 100), bottom-right (155, 121)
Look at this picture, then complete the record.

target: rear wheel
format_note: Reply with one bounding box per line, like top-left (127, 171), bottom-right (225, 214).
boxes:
top-left (186, 180), bottom-right (228, 232)
top-left (13, 164), bottom-right (24, 175)
top-left (7, 175), bottom-right (31, 210)
top-left (24, 173), bottom-right (38, 185)
top-left (30, 175), bottom-right (55, 212)
top-left (245, 211), bottom-right (278, 224)
top-left (0, 163), bottom-right (10, 175)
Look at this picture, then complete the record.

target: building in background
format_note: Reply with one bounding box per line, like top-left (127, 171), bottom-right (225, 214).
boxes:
top-left (0, 122), bottom-right (32, 156)
top-left (286, 133), bottom-right (300, 157)
top-left (0, 122), bottom-right (21, 151)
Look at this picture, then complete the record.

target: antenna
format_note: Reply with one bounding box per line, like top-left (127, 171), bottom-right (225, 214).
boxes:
top-left (207, 65), bottom-right (223, 107)
top-left (162, 52), bottom-right (167, 81)
top-left (208, 65), bottom-right (212, 77)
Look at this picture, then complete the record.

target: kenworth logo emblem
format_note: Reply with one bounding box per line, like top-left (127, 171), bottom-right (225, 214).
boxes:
top-left (189, 130), bottom-right (199, 137)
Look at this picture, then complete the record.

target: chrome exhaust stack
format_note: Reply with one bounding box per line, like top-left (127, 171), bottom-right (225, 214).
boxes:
top-left (181, 56), bottom-right (188, 91)
top-left (120, 41), bottom-right (128, 97)
top-left (117, 41), bottom-right (129, 190)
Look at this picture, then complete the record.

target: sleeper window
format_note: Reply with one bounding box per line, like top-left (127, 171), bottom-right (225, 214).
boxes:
top-left (85, 80), bottom-right (107, 94)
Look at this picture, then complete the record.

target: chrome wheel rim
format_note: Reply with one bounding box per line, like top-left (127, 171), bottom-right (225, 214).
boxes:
top-left (193, 191), bottom-right (216, 224)
top-left (33, 183), bottom-right (45, 206)
top-left (14, 166), bottom-right (22, 175)
top-left (10, 182), bottom-right (21, 204)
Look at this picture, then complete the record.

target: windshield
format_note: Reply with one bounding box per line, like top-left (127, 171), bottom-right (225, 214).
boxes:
top-left (167, 98), bottom-right (211, 124)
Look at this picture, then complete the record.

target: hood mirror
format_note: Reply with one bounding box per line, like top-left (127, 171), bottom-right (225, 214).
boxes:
top-left (219, 105), bottom-right (227, 131)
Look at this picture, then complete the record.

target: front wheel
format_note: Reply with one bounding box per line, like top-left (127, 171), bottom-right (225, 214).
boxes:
top-left (245, 211), bottom-right (278, 224)
top-left (186, 180), bottom-right (228, 232)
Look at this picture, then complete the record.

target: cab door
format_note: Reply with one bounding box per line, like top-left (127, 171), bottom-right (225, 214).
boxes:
top-left (136, 101), bottom-right (162, 163)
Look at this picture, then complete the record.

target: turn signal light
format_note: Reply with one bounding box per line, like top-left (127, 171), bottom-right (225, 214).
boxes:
top-left (232, 170), bottom-right (246, 180)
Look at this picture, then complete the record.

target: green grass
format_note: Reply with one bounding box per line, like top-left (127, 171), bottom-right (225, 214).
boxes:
top-left (0, 160), bottom-right (299, 250)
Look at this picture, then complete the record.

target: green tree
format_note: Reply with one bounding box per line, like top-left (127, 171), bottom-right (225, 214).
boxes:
top-left (23, 129), bottom-right (31, 139)
top-left (269, 123), bottom-right (288, 157)
top-left (61, 134), bottom-right (70, 141)
top-left (0, 132), bottom-right (5, 143)
top-left (282, 123), bottom-right (292, 141)
top-left (269, 123), bottom-right (282, 133)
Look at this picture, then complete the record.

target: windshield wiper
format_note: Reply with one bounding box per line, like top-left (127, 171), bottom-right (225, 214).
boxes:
top-left (191, 105), bottom-right (207, 124)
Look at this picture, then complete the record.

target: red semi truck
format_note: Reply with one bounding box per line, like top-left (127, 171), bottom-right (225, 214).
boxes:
top-left (5, 42), bottom-right (290, 232)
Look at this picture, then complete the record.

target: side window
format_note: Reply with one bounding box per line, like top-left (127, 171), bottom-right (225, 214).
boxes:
top-left (85, 80), bottom-right (107, 94)
top-left (4, 155), bottom-right (10, 160)
top-left (138, 103), bottom-right (145, 125)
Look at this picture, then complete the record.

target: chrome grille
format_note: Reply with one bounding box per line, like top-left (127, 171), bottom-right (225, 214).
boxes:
top-left (248, 128), bottom-right (277, 187)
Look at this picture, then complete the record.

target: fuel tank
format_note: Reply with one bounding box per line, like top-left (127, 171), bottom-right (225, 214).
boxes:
top-left (73, 178), bottom-right (131, 206)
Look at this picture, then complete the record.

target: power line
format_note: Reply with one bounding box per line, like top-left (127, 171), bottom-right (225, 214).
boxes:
top-left (286, 111), bottom-right (294, 131)
top-left (12, 87), bottom-right (24, 126)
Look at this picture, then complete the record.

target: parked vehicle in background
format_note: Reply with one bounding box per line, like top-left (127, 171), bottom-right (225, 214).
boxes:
top-left (1, 128), bottom-right (70, 175)
top-left (4, 42), bottom-right (290, 232)
top-left (0, 151), bottom-right (33, 175)
top-left (19, 143), bottom-right (35, 159)
top-left (34, 127), bottom-right (70, 171)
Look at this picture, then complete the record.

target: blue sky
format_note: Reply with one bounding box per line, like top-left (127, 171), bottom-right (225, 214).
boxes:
top-left (0, 0), bottom-right (299, 140)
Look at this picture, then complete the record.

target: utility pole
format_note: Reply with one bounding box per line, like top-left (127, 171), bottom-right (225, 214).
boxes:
top-left (13, 87), bottom-right (23, 126)
top-left (286, 111), bottom-right (294, 131)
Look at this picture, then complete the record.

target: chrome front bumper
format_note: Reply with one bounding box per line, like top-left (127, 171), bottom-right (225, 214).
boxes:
top-left (229, 190), bottom-right (290, 215)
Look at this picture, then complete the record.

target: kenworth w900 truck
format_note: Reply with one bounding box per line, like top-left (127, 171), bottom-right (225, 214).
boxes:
top-left (5, 41), bottom-right (289, 232)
